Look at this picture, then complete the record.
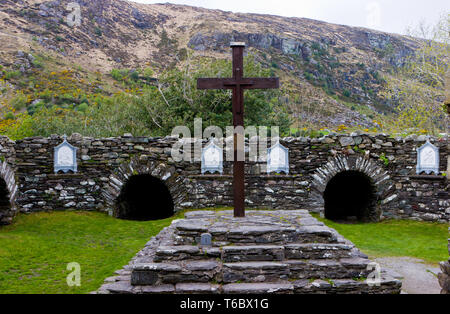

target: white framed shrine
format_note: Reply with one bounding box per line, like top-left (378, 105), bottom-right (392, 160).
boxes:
top-left (201, 140), bottom-right (223, 175)
top-left (54, 135), bottom-right (78, 173)
top-left (267, 140), bottom-right (289, 174)
top-left (416, 141), bottom-right (439, 175)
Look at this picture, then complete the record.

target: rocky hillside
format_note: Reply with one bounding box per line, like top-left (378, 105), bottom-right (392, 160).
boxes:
top-left (0, 0), bottom-right (422, 129)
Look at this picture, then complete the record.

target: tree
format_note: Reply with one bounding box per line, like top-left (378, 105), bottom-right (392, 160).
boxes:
top-left (136, 54), bottom-right (291, 136)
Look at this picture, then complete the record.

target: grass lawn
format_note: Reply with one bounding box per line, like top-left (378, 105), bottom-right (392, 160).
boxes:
top-left (0, 211), bottom-right (185, 294)
top-left (313, 214), bottom-right (449, 264)
top-left (0, 210), bottom-right (448, 294)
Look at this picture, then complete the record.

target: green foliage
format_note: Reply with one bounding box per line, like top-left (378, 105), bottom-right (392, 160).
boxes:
top-left (5, 71), bottom-right (21, 80)
top-left (143, 55), bottom-right (291, 136)
top-left (129, 70), bottom-right (139, 81)
top-left (32, 58), bottom-right (43, 68)
top-left (94, 27), bottom-right (102, 37)
top-left (379, 153), bottom-right (389, 166)
top-left (304, 71), bottom-right (314, 81)
top-left (142, 67), bottom-right (154, 78)
top-left (3, 112), bottom-right (15, 120)
top-left (110, 68), bottom-right (127, 81)
top-left (1, 113), bottom-right (35, 140)
top-left (158, 29), bottom-right (177, 51)
top-left (110, 69), bottom-right (140, 84)
top-left (10, 92), bottom-right (28, 110)
top-left (342, 89), bottom-right (351, 98)
top-left (76, 103), bottom-right (89, 113)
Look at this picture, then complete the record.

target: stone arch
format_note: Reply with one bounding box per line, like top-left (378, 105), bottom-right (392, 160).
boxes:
top-left (102, 157), bottom-right (188, 219)
top-left (0, 161), bottom-right (18, 225)
top-left (311, 155), bottom-right (394, 222)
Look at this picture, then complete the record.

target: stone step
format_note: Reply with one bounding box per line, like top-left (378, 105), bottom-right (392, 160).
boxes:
top-left (132, 260), bottom-right (220, 285)
top-left (221, 276), bottom-right (402, 294)
top-left (295, 225), bottom-right (339, 244)
top-left (155, 243), bottom-right (353, 263)
top-left (221, 245), bottom-right (285, 262)
top-left (284, 243), bottom-right (353, 260)
top-left (175, 222), bottom-right (339, 245)
top-left (223, 262), bottom-right (290, 283)
top-left (286, 257), bottom-right (371, 280)
top-left (153, 245), bottom-right (220, 262)
top-left (221, 258), bottom-right (371, 283)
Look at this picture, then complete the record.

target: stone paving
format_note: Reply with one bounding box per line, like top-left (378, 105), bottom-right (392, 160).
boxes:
top-left (97, 210), bottom-right (402, 294)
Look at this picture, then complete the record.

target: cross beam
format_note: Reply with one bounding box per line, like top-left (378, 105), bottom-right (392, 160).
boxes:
top-left (197, 42), bottom-right (280, 217)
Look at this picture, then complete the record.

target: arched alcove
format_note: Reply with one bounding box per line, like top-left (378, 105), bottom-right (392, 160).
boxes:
top-left (0, 178), bottom-right (11, 218)
top-left (311, 156), bottom-right (395, 222)
top-left (0, 161), bottom-right (18, 225)
top-left (323, 171), bottom-right (377, 222)
top-left (102, 157), bottom-right (188, 220)
top-left (115, 174), bottom-right (174, 220)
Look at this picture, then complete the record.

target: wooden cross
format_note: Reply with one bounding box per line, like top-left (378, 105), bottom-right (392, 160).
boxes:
top-left (197, 42), bottom-right (280, 217)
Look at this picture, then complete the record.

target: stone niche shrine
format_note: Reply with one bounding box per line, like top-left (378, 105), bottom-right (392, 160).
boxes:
top-left (54, 135), bottom-right (78, 174)
top-left (416, 141), bottom-right (440, 175)
top-left (267, 140), bottom-right (289, 174)
top-left (201, 140), bottom-right (223, 175)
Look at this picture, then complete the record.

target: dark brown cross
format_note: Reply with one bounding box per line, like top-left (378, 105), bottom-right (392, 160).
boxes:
top-left (197, 42), bottom-right (280, 217)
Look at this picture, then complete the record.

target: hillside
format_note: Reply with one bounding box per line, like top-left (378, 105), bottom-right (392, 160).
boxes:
top-left (0, 0), bottom-right (427, 133)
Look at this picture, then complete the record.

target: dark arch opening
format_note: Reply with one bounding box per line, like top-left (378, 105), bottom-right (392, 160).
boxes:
top-left (324, 171), bottom-right (376, 222)
top-left (115, 174), bottom-right (174, 221)
top-left (0, 178), bottom-right (11, 222)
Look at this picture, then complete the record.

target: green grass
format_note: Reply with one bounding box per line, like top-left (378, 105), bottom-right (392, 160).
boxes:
top-left (313, 214), bottom-right (448, 264)
top-left (0, 211), bottom-right (185, 294)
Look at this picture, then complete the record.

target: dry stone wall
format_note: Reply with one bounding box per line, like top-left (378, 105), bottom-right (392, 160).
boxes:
top-left (0, 133), bottom-right (447, 224)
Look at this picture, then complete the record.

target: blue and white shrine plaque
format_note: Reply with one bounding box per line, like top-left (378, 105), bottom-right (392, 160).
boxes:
top-left (201, 140), bottom-right (223, 175)
top-left (267, 141), bottom-right (289, 174)
top-left (416, 141), bottom-right (439, 175)
top-left (54, 135), bottom-right (78, 173)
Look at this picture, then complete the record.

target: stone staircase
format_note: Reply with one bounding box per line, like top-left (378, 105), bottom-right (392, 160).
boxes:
top-left (97, 210), bottom-right (402, 294)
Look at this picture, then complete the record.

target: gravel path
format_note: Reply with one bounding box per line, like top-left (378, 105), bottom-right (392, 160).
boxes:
top-left (374, 257), bottom-right (441, 294)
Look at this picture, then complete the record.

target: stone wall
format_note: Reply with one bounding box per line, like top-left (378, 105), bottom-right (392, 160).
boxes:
top-left (0, 133), bottom-right (448, 224)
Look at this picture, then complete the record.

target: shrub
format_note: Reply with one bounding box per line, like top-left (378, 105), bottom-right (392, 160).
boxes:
top-left (110, 69), bottom-right (129, 81)
top-left (11, 92), bottom-right (28, 110)
top-left (304, 72), bottom-right (314, 81)
top-left (95, 27), bottom-right (102, 37)
top-left (4, 112), bottom-right (15, 120)
top-left (129, 70), bottom-right (139, 81)
top-left (343, 89), bottom-right (351, 98)
top-left (142, 67), bottom-right (154, 78)
top-left (5, 71), bottom-right (21, 80)
top-left (77, 103), bottom-right (89, 113)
